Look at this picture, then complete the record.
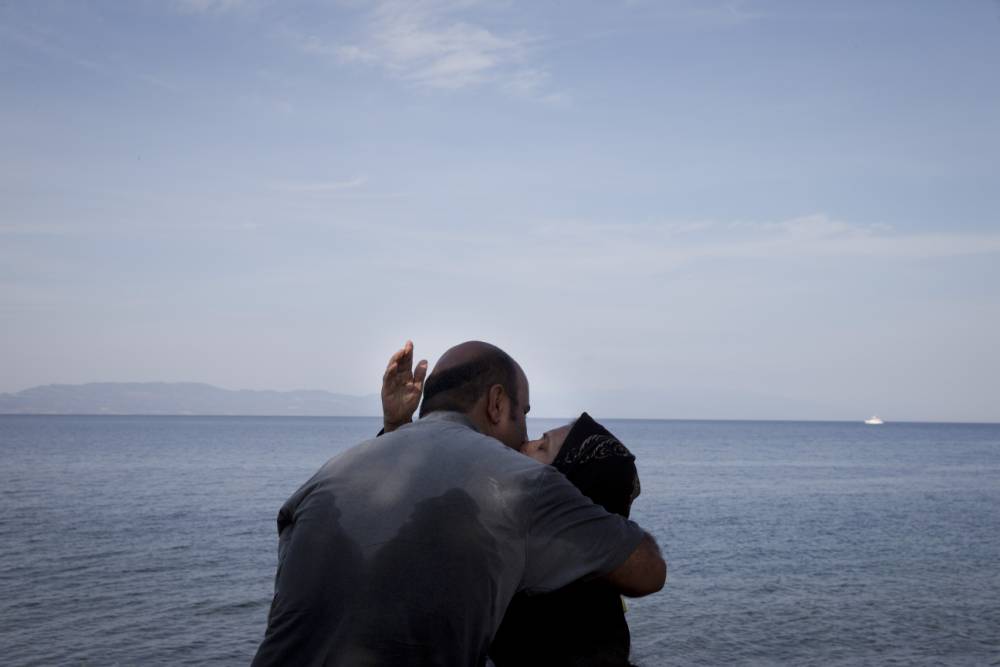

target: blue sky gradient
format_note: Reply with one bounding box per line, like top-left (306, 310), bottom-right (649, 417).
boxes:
top-left (2, 0), bottom-right (998, 421)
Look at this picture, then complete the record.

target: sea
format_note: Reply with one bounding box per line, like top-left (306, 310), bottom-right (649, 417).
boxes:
top-left (1, 415), bottom-right (998, 666)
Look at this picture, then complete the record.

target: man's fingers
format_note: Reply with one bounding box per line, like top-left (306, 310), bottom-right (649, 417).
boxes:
top-left (398, 340), bottom-right (413, 368)
top-left (383, 341), bottom-right (414, 381)
top-left (387, 346), bottom-right (406, 368)
top-left (398, 341), bottom-right (416, 380)
top-left (413, 359), bottom-right (428, 388)
top-left (382, 359), bottom-right (399, 383)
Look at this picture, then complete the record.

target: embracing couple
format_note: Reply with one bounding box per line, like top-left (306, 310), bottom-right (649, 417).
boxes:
top-left (252, 341), bottom-right (667, 666)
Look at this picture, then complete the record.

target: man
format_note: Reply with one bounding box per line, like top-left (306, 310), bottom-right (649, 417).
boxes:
top-left (252, 341), bottom-right (666, 666)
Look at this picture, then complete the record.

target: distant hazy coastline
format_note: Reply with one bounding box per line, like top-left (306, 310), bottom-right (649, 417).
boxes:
top-left (0, 383), bottom-right (381, 417)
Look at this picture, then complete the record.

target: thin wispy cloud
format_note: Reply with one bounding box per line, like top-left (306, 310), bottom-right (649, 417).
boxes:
top-left (174, 0), bottom-right (253, 14)
top-left (368, 214), bottom-right (1000, 281)
top-left (0, 22), bottom-right (181, 92)
top-left (267, 177), bottom-right (408, 201)
top-left (686, 0), bottom-right (763, 25)
top-left (299, 0), bottom-right (557, 96)
top-left (0, 222), bottom-right (77, 236)
top-left (271, 176), bottom-right (368, 193)
top-left (622, 0), bottom-right (764, 26)
top-left (530, 215), bottom-right (1000, 266)
top-left (713, 215), bottom-right (1000, 260)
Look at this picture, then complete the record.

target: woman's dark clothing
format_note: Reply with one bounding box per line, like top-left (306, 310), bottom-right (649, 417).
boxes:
top-left (490, 413), bottom-right (641, 667)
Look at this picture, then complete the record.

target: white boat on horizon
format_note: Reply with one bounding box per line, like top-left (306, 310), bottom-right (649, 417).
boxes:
top-left (864, 415), bottom-right (884, 425)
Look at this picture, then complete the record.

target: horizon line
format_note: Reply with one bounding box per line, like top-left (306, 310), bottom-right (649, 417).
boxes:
top-left (0, 413), bottom-right (997, 426)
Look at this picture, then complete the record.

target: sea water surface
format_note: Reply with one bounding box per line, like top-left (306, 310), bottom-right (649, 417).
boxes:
top-left (1, 416), bottom-right (998, 666)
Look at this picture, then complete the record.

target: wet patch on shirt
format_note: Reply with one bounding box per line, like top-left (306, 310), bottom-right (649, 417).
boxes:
top-left (253, 492), bottom-right (365, 666)
top-left (353, 488), bottom-right (503, 663)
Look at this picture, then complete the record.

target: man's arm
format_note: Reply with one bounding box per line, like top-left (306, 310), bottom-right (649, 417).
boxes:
top-left (521, 466), bottom-right (667, 596)
top-left (604, 531), bottom-right (666, 597)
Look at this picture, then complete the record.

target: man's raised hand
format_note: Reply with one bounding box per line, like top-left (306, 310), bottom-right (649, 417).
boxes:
top-left (381, 340), bottom-right (428, 433)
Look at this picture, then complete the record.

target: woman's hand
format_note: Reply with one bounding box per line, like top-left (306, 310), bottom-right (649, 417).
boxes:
top-left (381, 340), bottom-right (428, 433)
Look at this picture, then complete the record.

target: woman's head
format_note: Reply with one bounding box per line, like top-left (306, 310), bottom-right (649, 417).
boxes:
top-left (520, 421), bottom-right (575, 465)
top-left (523, 413), bottom-right (640, 517)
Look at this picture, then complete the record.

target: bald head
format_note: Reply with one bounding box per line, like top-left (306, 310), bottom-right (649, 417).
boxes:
top-left (419, 341), bottom-right (525, 421)
top-left (433, 341), bottom-right (512, 374)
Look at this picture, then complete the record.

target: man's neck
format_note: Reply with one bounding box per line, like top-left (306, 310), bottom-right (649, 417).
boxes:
top-left (420, 410), bottom-right (483, 433)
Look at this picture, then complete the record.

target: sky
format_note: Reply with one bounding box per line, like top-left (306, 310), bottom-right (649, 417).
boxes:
top-left (2, 0), bottom-right (999, 422)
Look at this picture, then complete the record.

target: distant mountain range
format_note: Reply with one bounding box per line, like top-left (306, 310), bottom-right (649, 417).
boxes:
top-left (0, 383), bottom-right (381, 416)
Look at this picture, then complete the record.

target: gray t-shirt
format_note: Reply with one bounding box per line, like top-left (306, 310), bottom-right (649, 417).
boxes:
top-left (252, 411), bottom-right (645, 667)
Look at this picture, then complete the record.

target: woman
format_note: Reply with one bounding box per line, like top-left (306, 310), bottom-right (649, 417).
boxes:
top-left (380, 343), bottom-right (642, 666)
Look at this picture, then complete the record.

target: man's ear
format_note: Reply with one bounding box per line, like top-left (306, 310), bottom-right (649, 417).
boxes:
top-left (486, 384), bottom-right (506, 425)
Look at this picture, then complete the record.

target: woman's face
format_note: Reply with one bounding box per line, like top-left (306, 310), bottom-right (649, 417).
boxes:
top-left (519, 421), bottom-right (575, 465)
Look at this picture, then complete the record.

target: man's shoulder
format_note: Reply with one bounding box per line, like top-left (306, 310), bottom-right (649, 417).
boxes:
top-left (395, 412), bottom-right (499, 448)
top-left (389, 412), bottom-right (545, 476)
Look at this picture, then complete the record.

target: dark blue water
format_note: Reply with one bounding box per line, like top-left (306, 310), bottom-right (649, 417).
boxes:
top-left (1, 416), bottom-right (998, 666)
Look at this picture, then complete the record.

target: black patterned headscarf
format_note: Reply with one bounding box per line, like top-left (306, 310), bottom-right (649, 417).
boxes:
top-left (551, 412), bottom-right (640, 518)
